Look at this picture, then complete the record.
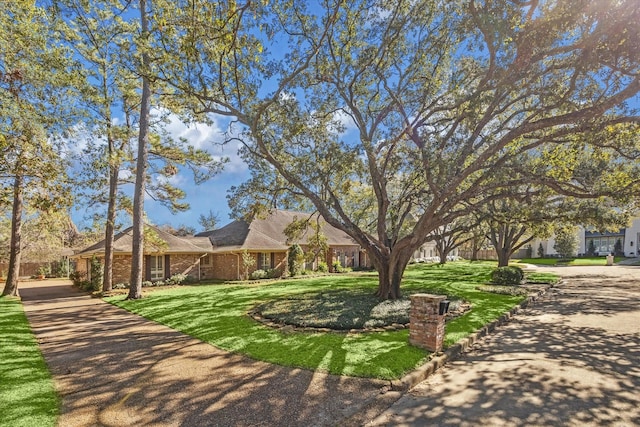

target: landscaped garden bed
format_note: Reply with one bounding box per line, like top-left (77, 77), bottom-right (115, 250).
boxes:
top-left (250, 288), bottom-right (470, 332)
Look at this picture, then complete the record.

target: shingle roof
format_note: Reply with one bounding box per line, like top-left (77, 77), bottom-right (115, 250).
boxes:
top-left (74, 225), bottom-right (213, 257)
top-left (196, 209), bottom-right (357, 252)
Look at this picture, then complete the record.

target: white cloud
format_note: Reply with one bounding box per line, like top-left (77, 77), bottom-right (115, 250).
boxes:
top-left (332, 109), bottom-right (358, 133)
top-left (59, 122), bottom-right (95, 158)
top-left (152, 109), bottom-right (248, 175)
top-left (118, 169), bottom-right (132, 181)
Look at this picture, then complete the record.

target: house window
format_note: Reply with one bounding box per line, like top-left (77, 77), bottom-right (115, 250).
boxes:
top-left (258, 253), bottom-right (272, 270)
top-left (150, 255), bottom-right (164, 280)
top-left (201, 254), bottom-right (211, 266)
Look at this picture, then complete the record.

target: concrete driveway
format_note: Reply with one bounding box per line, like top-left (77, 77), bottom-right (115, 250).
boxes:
top-left (367, 265), bottom-right (640, 426)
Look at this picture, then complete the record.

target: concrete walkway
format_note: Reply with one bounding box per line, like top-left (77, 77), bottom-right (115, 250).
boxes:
top-left (367, 265), bottom-right (640, 426)
top-left (19, 280), bottom-right (388, 427)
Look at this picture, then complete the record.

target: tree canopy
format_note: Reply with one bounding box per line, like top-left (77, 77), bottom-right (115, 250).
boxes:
top-left (131, 0), bottom-right (640, 298)
top-left (151, 0), bottom-right (640, 298)
top-left (1, 1), bottom-right (81, 295)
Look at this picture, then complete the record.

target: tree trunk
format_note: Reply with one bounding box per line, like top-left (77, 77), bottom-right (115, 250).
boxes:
top-left (468, 234), bottom-right (482, 261)
top-left (436, 240), bottom-right (448, 264)
top-left (496, 246), bottom-right (511, 267)
top-left (2, 175), bottom-right (24, 297)
top-left (127, 0), bottom-right (151, 300)
top-left (101, 61), bottom-right (118, 293)
top-left (102, 159), bottom-right (118, 293)
top-left (374, 249), bottom-right (411, 300)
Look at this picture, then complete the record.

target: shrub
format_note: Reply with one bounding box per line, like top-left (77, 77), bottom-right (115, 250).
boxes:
top-left (113, 283), bottom-right (129, 290)
top-left (491, 266), bottom-right (524, 285)
top-left (69, 271), bottom-right (86, 287)
top-left (266, 268), bottom-right (281, 279)
top-left (165, 273), bottom-right (188, 286)
top-left (317, 261), bottom-right (328, 273)
top-left (56, 262), bottom-right (69, 278)
top-left (250, 269), bottom-right (268, 280)
top-left (332, 260), bottom-right (351, 273)
top-left (37, 265), bottom-right (50, 277)
top-left (142, 281), bottom-right (154, 288)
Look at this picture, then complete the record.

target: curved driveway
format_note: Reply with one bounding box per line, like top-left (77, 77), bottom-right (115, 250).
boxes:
top-left (368, 265), bottom-right (640, 426)
top-left (19, 280), bottom-right (387, 427)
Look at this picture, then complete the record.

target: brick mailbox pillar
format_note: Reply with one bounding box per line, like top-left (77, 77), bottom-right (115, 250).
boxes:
top-left (409, 293), bottom-right (447, 353)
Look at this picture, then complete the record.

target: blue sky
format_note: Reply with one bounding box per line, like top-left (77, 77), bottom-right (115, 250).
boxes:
top-left (70, 102), bottom-right (359, 233)
top-left (71, 112), bottom-right (251, 232)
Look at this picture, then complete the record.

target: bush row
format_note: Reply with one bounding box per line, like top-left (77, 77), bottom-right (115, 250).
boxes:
top-left (72, 272), bottom-right (192, 291)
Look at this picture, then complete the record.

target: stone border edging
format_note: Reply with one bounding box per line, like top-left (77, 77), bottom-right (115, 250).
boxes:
top-left (392, 280), bottom-right (557, 392)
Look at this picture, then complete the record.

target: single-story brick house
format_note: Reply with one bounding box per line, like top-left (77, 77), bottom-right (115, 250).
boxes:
top-left (73, 225), bottom-right (213, 285)
top-left (73, 210), bottom-right (369, 283)
top-left (195, 209), bottom-right (368, 280)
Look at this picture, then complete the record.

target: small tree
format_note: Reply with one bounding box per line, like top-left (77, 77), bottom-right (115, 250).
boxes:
top-left (287, 244), bottom-right (304, 277)
top-left (537, 243), bottom-right (545, 258)
top-left (90, 256), bottom-right (103, 291)
top-left (241, 250), bottom-right (255, 281)
top-left (554, 226), bottom-right (579, 259)
top-left (614, 239), bottom-right (623, 257)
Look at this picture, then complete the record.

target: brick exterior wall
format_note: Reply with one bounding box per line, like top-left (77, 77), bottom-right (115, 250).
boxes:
top-left (77, 253), bottom-right (203, 285)
top-left (74, 258), bottom-right (89, 280)
top-left (273, 252), bottom-right (286, 276)
top-left (209, 251), bottom-right (287, 281)
top-left (210, 253), bottom-right (239, 280)
top-left (168, 254), bottom-right (201, 280)
top-left (76, 245), bottom-right (362, 283)
top-left (112, 255), bottom-right (132, 284)
top-left (409, 293), bottom-right (447, 353)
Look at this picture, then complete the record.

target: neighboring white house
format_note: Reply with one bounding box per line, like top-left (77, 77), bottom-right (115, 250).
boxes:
top-left (531, 217), bottom-right (640, 258)
top-left (411, 241), bottom-right (459, 262)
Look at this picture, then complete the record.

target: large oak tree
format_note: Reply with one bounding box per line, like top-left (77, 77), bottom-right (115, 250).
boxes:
top-left (156, 0), bottom-right (639, 299)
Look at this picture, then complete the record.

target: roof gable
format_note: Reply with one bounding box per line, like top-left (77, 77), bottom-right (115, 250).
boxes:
top-left (75, 225), bottom-right (213, 257)
top-left (200, 210), bottom-right (357, 252)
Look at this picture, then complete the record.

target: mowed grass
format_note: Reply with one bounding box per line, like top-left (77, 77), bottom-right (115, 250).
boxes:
top-left (0, 296), bottom-right (59, 427)
top-left (108, 261), bottom-right (527, 380)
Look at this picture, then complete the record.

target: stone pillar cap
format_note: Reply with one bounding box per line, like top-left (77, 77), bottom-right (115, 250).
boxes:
top-left (410, 293), bottom-right (447, 299)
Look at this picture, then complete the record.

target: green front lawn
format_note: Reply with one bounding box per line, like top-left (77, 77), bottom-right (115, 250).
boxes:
top-left (0, 296), bottom-right (59, 427)
top-left (109, 261), bottom-right (529, 380)
top-left (515, 257), bottom-right (625, 266)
